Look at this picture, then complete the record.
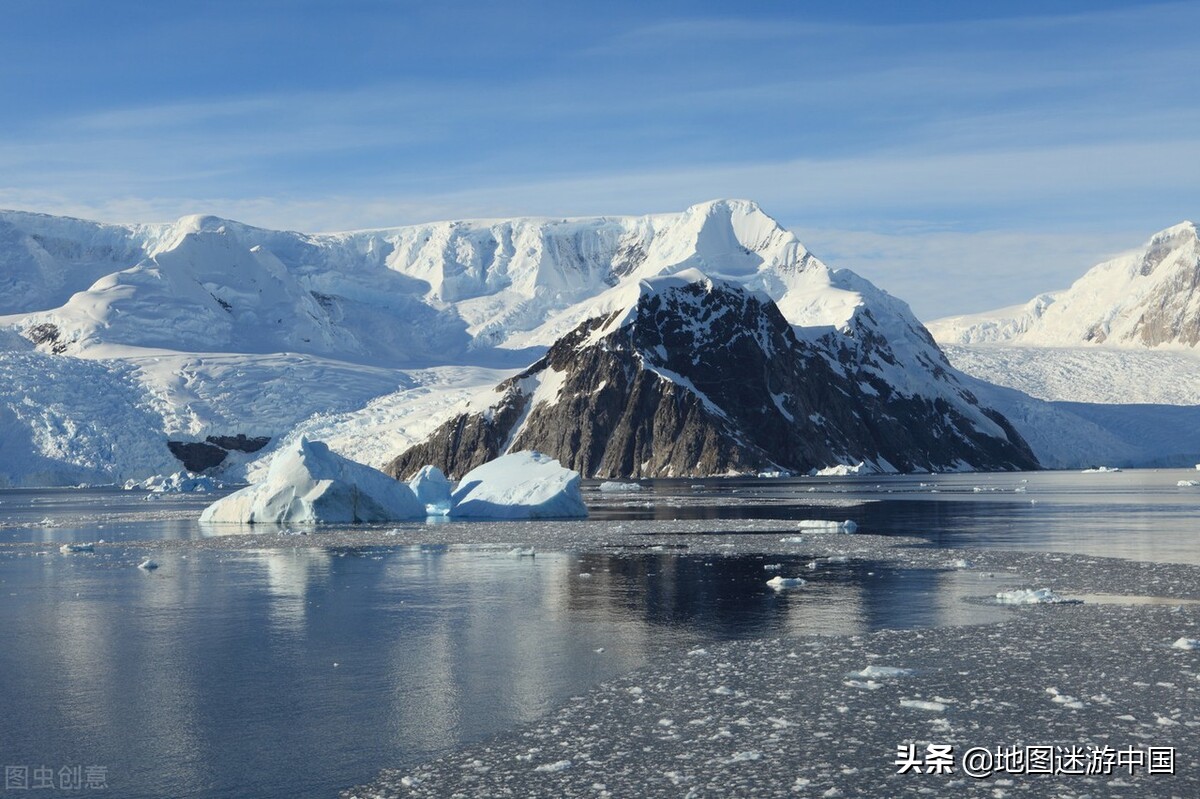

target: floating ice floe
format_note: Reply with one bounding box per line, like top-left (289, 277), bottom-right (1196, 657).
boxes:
top-left (797, 519), bottom-right (858, 533)
top-left (995, 588), bottom-right (1075, 605)
top-left (852, 665), bottom-right (914, 678)
top-left (508, 547), bottom-right (535, 558)
top-left (1177, 480), bottom-right (1200, 487)
top-left (137, 559), bottom-right (159, 571)
top-left (1081, 466), bottom-right (1121, 473)
top-left (812, 462), bottom-right (871, 477)
top-left (1046, 687), bottom-right (1084, 709)
top-left (200, 437), bottom-right (425, 524)
top-left (899, 699), bottom-right (947, 712)
top-left (450, 451), bottom-right (587, 519)
top-left (1171, 637), bottom-right (1200, 650)
top-left (598, 481), bottom-right (642, 493)
top-left (126, 472), bottom-right (223, 493)
top-left (756, 470), bottom-right (788, 478)
top-left (407, 465), bottom-right (453, 515)
top-left (59, 542), bottom-right (95, 554)
top-left (766, 575), bottom-right (807, 590)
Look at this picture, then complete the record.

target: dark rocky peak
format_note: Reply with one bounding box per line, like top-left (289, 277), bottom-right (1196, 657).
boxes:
top-left (387, 273), bottom-right (1038, 480)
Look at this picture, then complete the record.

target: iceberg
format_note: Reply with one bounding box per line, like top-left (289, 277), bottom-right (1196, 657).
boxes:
top-left (407, 465), bottom-right (453, 514)
top-left (598, 480), bottom-right (643, 493)
top-left (59, 542), bottom-right (95, 554)
top-left (126, 472), bottom-right (223, 493)
top-left (813, 463), bottom-right (872, 476)
top-left (450, 451), bottom-right (587, 519)
top-left (995, 588), bottom-right (1072, 605)
top-left (797, 519), bottom-right (858, 533)
top-left (200, 437), bottom-right (425, 524)
top-left (852, 665), bottom-right (913, 678)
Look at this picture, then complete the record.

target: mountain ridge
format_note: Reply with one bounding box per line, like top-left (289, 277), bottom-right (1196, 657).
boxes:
top-left (387, 271), bottom-right (1038, 479)
top-left (0, 201), bottom-right (1194, 485)
top-left (928, 220), bottom-right (1200, 348)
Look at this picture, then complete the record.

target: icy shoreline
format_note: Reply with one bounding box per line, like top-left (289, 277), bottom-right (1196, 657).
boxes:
top-left (322, 526), bottom-right (1200, 798)
top-left (343, 601), bottom-right (1197, 798)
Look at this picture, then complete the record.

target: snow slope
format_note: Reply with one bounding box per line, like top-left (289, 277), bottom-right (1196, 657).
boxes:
top-left (924, 221), bottom-right (1200, 462)
top-left (929, 221), bottom-right (1200, 348)
top-left (956, 374), bottom-right (1200, 469)
top-left (941, 345), bottom-right (1200, 405)
top-left (936, 344), bottom-right (1200, 467)
top-left (0, 351), bottom-right (176, 486)
top-left (925, 219), bottom-right (1200, 425)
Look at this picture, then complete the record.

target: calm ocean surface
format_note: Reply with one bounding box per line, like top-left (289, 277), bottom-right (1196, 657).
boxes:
top-left (1, 468), bottom-right (1196, 798)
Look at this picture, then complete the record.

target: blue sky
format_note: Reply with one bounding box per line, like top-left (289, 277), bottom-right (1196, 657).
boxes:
top-left (2, 0), bottom-right (1197, 318)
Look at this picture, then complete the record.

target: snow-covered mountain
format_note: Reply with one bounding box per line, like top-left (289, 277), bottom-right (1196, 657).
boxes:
top-left (1, 199), bottom-right (1029, 484)
top-left (921, 221), bottom-right (1200, 468)
top-left (1, 199), bottom-right (945, 363)
top-left (387, 272), bottom-right (1037, 478)
top-left (928, 221), bottom-right (1200, 348)
top-left (1, 200), bottom-right (1196, 485)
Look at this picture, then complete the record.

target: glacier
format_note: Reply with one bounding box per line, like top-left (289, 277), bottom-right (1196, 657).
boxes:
top-left (924, 220), bottom-right (1200, 468)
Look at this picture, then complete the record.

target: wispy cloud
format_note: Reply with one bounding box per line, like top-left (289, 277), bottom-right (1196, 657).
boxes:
top-left (1, 1), bottom-right (1197, 316)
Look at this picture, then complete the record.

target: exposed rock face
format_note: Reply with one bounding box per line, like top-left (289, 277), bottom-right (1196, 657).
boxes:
top-left (387, 274), bottom-right (1038, 479)
top-left (167, 433), bottom-right (272, 471)
top-left (206, 434), bottom-right (270, 453)
top-left (24, 323), bottom-right (67, 354)
top-left (167, 441), bottom-right (227, 472)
